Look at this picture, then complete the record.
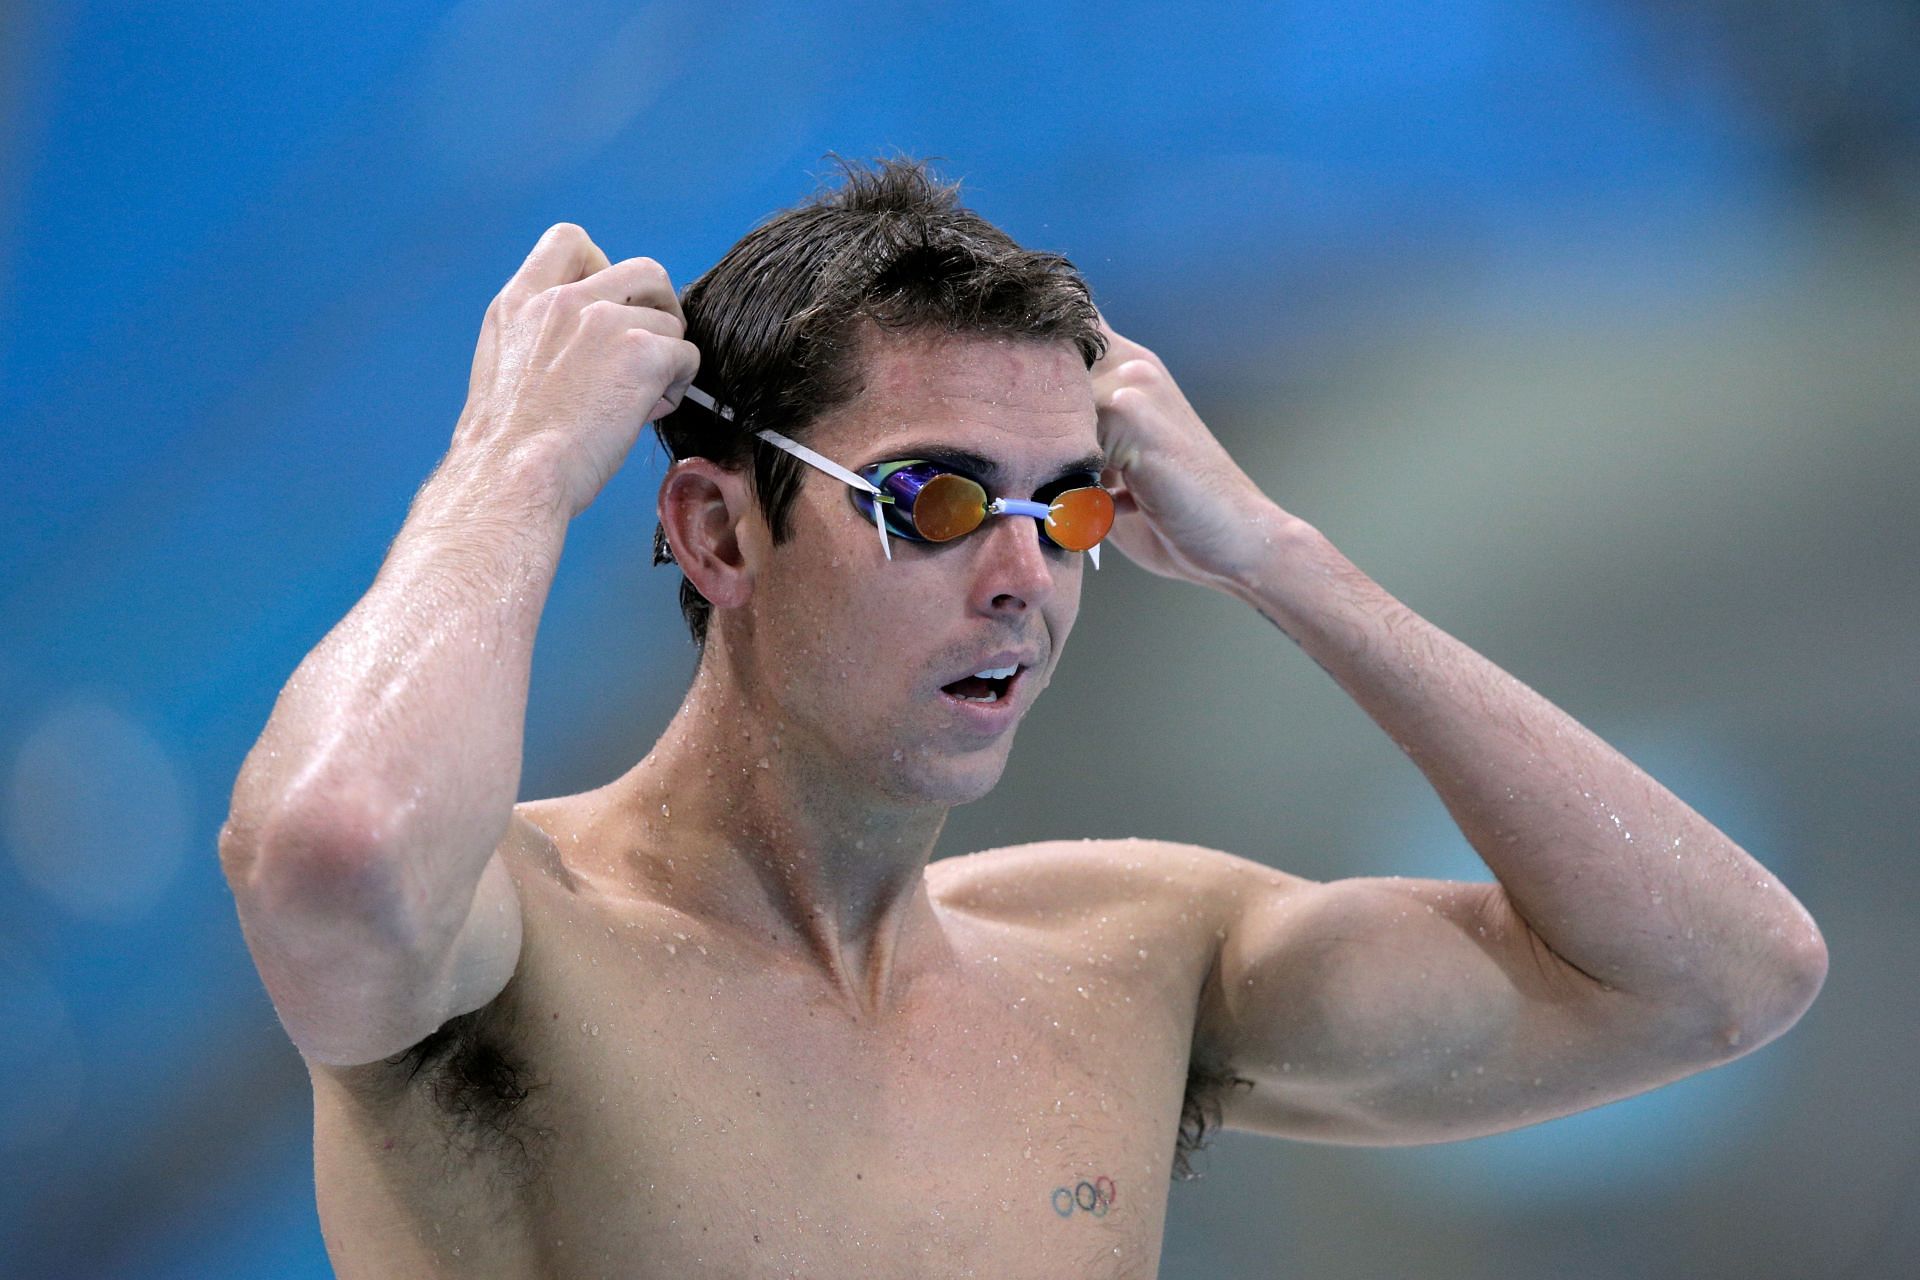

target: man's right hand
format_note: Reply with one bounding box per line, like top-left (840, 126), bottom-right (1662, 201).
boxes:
top-left (450, 222), bottom-right (701, 519)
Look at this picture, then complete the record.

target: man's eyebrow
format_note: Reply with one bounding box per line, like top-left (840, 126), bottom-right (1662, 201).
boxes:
top-left (868, 443), bottom-right (1109, 488)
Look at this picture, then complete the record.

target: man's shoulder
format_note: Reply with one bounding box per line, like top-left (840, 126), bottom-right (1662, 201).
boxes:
top-left (928, 836), bottom-right (1284, 922)
top-left (928, 838), bottom-right (1305, 1007)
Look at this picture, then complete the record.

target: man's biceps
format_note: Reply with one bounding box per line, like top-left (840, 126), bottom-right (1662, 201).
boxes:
top-left (1217, 879), bottom-right (1525, 1073)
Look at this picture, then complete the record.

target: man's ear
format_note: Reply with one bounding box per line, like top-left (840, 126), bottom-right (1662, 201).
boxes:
top-left (657, 459), bottom-right (761, 610)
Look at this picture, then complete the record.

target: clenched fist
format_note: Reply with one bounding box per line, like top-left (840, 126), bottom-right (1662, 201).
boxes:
top-left (1092, 314), bottom-right (1298, 592)
top-left (449, 223), bottom-right (700, 520)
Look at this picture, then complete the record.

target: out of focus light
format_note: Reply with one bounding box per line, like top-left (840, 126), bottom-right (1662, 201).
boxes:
top-left (0, 936), bottom-right (84, 1153)
top-left (4, 693), bottom-right (192, 923)
top-left (408, 0), bottom-right (689, 190)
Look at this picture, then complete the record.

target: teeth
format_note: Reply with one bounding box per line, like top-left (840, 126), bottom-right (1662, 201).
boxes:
top-left (972, 665), bottom-right (1019, 679)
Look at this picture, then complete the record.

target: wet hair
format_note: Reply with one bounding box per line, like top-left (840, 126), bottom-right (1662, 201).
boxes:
top-left (652, 156), bottom-right (1106, 650)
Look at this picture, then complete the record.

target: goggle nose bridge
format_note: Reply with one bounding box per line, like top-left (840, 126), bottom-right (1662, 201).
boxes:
top-left (987, 497), bottom-right (1053, 520)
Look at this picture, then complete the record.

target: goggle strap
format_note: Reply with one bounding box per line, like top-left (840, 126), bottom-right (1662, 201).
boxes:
top-left (754, 429), bottom-right (881, 495)
top-left (751, 427), bottom-right (894, 560)
top-left (681, 385), bottom-right (734, 421)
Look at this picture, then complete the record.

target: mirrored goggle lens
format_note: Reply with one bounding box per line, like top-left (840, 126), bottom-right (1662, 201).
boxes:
top-left (910, 472), bottom-right (990, 541)
top-left (1042, 486), bottom-right (1115, 551)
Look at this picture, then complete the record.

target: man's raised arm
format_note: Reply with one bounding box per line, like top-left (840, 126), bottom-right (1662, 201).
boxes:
top-left (218, 224), bottom-right (698, 1066)
top-left (1090, 319), bottom-right (1826, 1079)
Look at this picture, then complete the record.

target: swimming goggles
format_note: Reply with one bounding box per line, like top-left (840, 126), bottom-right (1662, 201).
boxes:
top-left (681, 385), bottom-right (1113, 567)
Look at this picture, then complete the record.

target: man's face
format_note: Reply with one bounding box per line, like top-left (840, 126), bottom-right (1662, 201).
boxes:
top-left (733, 331), bottom-right (1103, 807)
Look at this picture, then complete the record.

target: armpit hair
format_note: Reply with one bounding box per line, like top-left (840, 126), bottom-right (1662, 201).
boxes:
top-left (388, 1004), bottom-right (550, 1189)
top-left (1173, 1052), bottom-right (1255, 1181)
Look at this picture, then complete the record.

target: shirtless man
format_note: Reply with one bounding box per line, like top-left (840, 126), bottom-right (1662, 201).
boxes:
top-left (218, 160), bottom-right (1827, 1278)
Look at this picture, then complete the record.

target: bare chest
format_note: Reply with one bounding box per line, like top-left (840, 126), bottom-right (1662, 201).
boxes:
top-left (313, 861), bottom-right (1210, 1279)
top-left (509, 899), bottom-right (1195, 1277)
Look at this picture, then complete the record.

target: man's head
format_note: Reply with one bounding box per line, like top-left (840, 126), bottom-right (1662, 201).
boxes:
top-left (654, 157), bottom-right (1106, 647)
top-left (651, 159), bottom-right (1110, 805)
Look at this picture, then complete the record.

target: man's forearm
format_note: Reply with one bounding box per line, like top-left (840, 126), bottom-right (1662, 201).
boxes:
top-left (223, 443), bottom-right (568, 935)
top-left (1229, 512), bottom-right (1827, 1027)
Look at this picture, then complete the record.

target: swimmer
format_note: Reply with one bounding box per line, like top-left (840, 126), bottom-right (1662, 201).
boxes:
top-left (219, 159), bottom-right (1827, 1278)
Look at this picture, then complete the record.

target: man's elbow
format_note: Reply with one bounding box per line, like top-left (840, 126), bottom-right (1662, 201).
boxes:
top-left (1704, 917), bottom-right (1829, 1061)
top-left (1771, 919), bottom-right (1830, 1026)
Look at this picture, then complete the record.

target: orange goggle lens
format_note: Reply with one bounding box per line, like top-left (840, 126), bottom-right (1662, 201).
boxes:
top-left (1041, 485), bottom-right (1116, 551)
top-left (910, 472), bottom-right (991, 541)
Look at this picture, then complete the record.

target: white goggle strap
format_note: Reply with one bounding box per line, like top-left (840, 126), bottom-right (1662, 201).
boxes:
top-left (679, 391), bottom-right (896, 561)
top-left (679, 384), bottom-right (733, 421)
top-left (754, 428), bottom-right (893, 561)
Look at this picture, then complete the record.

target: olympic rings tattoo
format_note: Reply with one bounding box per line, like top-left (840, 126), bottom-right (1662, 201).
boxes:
top-left (1050, 1175), bottom-right (1117, 1218)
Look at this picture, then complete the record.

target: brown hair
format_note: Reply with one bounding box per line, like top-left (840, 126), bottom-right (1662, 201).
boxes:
top-left (653, 156), bottom-right (1105, 649)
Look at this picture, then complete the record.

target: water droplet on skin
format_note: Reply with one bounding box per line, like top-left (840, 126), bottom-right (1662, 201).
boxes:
top-left (660, 803), bottom-right (671, 818)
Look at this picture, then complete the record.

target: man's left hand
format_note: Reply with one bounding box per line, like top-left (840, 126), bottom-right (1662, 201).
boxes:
top-left (1091, 316), bottom-right (1300, 591)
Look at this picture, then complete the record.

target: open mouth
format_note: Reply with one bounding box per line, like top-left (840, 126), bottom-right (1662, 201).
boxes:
top-left (940, 665), bottom-right (1021, 704)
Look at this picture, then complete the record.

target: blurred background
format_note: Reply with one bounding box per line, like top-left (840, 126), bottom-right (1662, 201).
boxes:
top-left (3, 1), bottom-right (1916, 1276)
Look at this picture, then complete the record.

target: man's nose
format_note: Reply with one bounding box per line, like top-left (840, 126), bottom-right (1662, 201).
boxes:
top-left (968, 514), bottom-right (1055, 614)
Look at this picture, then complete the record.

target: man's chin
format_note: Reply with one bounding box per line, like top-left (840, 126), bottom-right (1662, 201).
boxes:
top-left (880, 738), bottom-right (1013, 807)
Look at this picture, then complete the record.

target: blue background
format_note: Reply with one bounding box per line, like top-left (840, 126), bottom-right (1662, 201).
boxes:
top-left (5, 2), bottom-right (1917, 1276)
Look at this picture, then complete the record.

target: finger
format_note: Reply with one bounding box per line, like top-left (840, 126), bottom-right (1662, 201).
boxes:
top-left (513, 222), bottom-right (612, 293)
top-left (566, 256), bottom-right (684, 325)
top-left (644, 337), bottom-right (703, 420)
top-left (583, 298), bottom-right (686, 341)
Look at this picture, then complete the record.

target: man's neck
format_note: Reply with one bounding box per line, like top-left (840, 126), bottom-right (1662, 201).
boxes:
top-left (595, 660), bottom-right (955, 1018)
